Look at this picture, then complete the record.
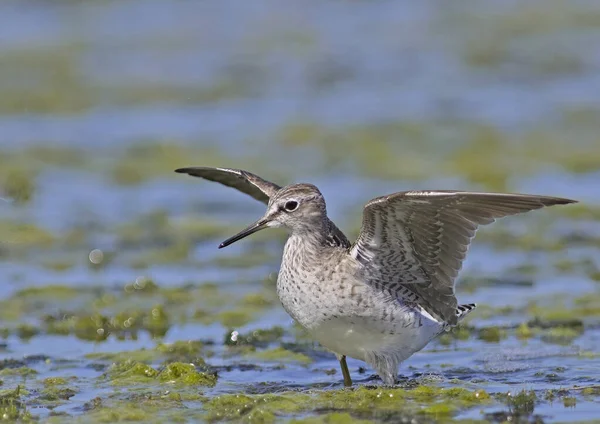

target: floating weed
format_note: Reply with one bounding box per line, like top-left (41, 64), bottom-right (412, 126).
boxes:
top-left (540, 326), bottom-right (582, 345)
top-left (225, 326), bottom-right (285, 347)
top-left (110, 142), bottom-right (233, 186)
top-left (581, 386), bottom-right (600, 396)
top-left (0, 221), bottom-right (54, 250)
top-left (39, 386), bottom-right (77, 402)
top-left (1, 168), bottom-right (35, 205)
top-left (501, 389), bottom-right (537, 415)
top-left (204, 392), bottom-right (312, 423)
top-left (250, 347), bottom-right (313, 365)
top-left (0, 386), bottom-right (32, 422)
top-left (0, 367), bottom-right (38, 378)
top-left (15, 285), bottom-right (81, 300)
top-left (240, 293), bottom-right (276, 308)
top-left (42, 377), bottom-right (69, 386)
top-left (205, 386), bottom-right (491, 423)
top-left (106, 360), bottom-right (159, 385)
top-left (16, 324), bottom-right (39, 341)
top-left (104, 360), bottom-right (216, 387)
top-left (477, 327), bottom-right (507, 343)
top-left (289, 412), bottom-right (373, 423)
top-left (86, 349), bottom-right (159, 364)
top-left (129, 241), bottom-right (191, 267)
top-left (212, 249), bottom-right (275, 269)
top-left (215, 309), bottom-right (257, 328)
top-left (516, 322), bottom-right (534, 339)
top-left (157, 362), bottom-right (216, 387)
top-left (77, 403), bottom-right (153, 423)
top-left (437, 324), bottom-right (473, 346)
top-left (155, 340), bottom-right (205, 362)
top-left (555, 203), bottom-right (600, 221)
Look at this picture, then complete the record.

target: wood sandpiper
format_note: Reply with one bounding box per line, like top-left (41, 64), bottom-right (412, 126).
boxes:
top-left (176, 166), bottom-right (577, 387)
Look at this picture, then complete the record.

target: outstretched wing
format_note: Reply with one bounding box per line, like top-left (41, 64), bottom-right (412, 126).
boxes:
top-left (350, 191), bottom-right (576, 325)
top-left (175, 167), bottom-right (281, 204)
top-left (175, 166), bottom-right (352, 248)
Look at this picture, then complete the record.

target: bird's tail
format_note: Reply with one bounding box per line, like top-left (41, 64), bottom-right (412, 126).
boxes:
top-left (456, 303), bottom-right (477, 322)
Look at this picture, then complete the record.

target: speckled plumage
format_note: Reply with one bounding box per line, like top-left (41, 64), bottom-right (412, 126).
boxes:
top-left (176, 167), bottom-right (577, 386)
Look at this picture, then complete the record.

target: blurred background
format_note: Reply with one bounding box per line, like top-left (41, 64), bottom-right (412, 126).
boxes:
top-left (1, 0), bottom-right (599, 422)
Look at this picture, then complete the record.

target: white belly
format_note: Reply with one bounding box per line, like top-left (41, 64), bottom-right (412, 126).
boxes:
top-left (309, 308), bottom-right (444, 363)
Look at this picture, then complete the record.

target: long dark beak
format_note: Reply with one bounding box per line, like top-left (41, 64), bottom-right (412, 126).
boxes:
top-left (218, 219), bottom-right (269, 249)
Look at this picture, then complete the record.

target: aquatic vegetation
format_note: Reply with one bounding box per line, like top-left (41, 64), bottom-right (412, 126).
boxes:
top-left (0, 1), bottom-right (599, 421)
top-left (155, 340), bottom-right (205, 362)
top-left (225, 326), bottom-right (285, 347)
top-left (106, 360), bottom-right (159, 385)
top-left (157, 362), bottom-right (216, 386)
top-left (1, 168), bottom-right (35, 205)
top-left (111, 142), bottom-right (238, 186)
top-left (0, 221), bottom-right (54, 251)
top-left (477, 326), bottom-right (507, 343)
top-left (0, 386), bottom-right (32, 421)
top-left (0, 367), bottom-right (38, 378)
top-left (205, 386), bottom-right (491, 422)
top-left (103, 359), bottom-right (216, 388)
top-left (215, 309), bottom-right (256, 328)
top-left (289, 412), bottom-right (373, 424)
top-left (250, 347), bottom-right (313, 365)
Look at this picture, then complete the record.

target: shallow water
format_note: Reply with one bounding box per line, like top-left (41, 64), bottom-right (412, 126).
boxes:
top-left (1, 1), bottom-right (600, 422)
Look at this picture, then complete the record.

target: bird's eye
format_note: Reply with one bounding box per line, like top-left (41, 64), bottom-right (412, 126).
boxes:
top-left (284, 200), bottom-right (298, 211)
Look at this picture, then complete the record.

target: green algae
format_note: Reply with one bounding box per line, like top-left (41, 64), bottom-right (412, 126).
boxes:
top-left (205, 386), bottom-right (491, 423)
top-left (39, 386), bottom-right (77, 402)
top-left (239, 293), bottom-right (276, 308)
top-left (580, 386), bottom-right (600, 396)
top-left (0, 221), bottom-right (54, 250)
top-left (477, 326), bottom-right (507, 343)
top-left (528, 295), bottom-right (600, 321)
top-left (16, 324), bottom-right (39, 341)
top-left (212, 250), bottom-right (276, 269)
top-left (86, 349), bottom-right (159, 364)
top-left (111, 142), bottom-right (235, 186)
top-left (106, 360), bottom-right (159, 385)
top-left (0, 386), bottom-right (32, 422)
top-left (0, 367), bottom-right (37, 378)
top-left (157, 362), bottom-right (216, 386)
top-left (215, 309), bottom-right (257, 328)
top-left (204, 392), bottom-right (312, 423)
top-left (1, 168), bottom-right (35, 205)
top-left (43, 377), bottom-right (69, 386)
top-left (501, 390), bottom-right (537, 415)
top-left (516, 322), bottom-right (534, 339)
top-left (0, 278), bottom-right (262, 340)
top-left (438, 325), bottom-right (473, 345)
top-left (77, 404), bottom-right (153, 423)
top-left (563, 396), bottom-right (577, 407)
top-left (289, 413), bottom-right (373, 424)
top-left (79, 389), bottom-right (204, 423)
top-left (225, 326), bottom-right (285, 347)
top-left (104, 360), bottom-right (216, 387)
top-left (540, 326), bottom-right (583, 345)
top-left (251, 347), bottom-right (313, 365)
top-left (50, 304), bottom-right (172, 341)
top-left (155, 340), bottom-right (205, 362)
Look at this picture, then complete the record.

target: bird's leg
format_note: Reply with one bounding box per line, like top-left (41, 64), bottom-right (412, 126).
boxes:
top-left (336, 354), bottom-right (352, 387)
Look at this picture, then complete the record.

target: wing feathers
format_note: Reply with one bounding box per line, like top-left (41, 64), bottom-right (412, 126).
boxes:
top-left (175, 167), bottom-right (281, 204)
top-left (351, 190), bottom-right (576, 324)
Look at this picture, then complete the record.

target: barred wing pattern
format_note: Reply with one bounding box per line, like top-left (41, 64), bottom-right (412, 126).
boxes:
top-left (175, 167), bottom-right (281, 204)
top-left (350, 191), bottom-right (576, 325)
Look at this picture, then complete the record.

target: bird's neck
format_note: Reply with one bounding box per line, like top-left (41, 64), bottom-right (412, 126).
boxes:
top-left (283, 220), bottom-right (330, 261)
